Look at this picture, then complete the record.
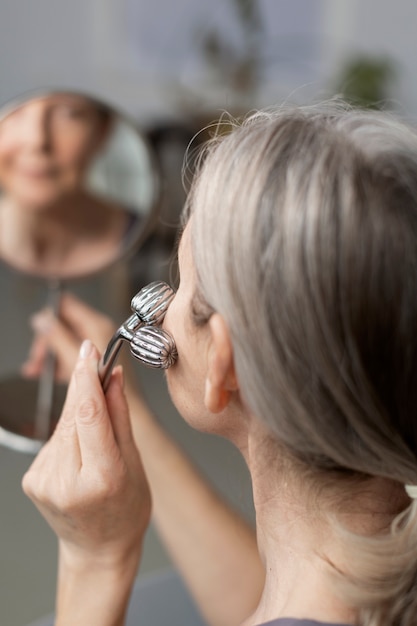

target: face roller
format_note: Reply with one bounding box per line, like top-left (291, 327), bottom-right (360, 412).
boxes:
top-left (130, 325), bottom-right (178, 369)
top-left (98, 281), bottom-right (178, 390)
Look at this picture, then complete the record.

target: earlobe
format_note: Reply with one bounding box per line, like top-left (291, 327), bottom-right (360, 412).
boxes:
top-left (204, 314), bottom-right (238, 414)
top-left (204, 378), bottom-right (231, 413)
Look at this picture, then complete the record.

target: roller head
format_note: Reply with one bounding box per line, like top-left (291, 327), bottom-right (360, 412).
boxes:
top-left (130, 281), bottom-right (175, 326)
top-left (130, 326), bottom-right (178, 369)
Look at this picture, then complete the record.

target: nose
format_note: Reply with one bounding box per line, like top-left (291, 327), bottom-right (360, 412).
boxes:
top-left (19, 102), bottom-right (50, 152)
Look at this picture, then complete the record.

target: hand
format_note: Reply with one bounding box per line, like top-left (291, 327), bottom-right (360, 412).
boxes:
top-left (22, 293), bottom-right (117, 382)
top-left (22, 340), bottom-right (151, 574)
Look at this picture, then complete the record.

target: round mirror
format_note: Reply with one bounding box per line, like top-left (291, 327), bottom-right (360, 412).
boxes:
top-left (0, 89), bottom-right (159, 279)
top-left (0, 89), bottom-right (160, 453)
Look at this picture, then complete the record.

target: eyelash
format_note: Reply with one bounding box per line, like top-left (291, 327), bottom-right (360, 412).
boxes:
top-left (191, 289), bottom-right (213, 326)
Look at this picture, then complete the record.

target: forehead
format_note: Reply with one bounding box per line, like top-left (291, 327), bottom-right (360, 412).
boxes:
top-left (1, 94), bottom-right (99, 123)
top-left (25, 94), bottom-right (95, 110)
top-left (177, 221), bottom-right (192, 260)
top-left (177, 225), bottom-right (196, 287)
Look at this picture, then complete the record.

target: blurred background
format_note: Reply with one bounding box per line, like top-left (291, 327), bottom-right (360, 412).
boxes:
top-left (1, 0), bottom-right (415, 121)
top-left (0, 0), bottom-right (416, 624)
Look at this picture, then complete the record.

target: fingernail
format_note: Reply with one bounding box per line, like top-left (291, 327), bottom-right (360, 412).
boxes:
top-left (114, 365), bottom-right (125, 389)
top-left (79, 339), bottom-right (94, 359)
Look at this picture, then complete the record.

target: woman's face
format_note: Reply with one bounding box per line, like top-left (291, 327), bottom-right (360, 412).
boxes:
top-left (163, 222), bottom-right (246, 446)
top-left (0, 93), bottom-right (109, 209)
top-left (162, 224), bottom-right (213, 431)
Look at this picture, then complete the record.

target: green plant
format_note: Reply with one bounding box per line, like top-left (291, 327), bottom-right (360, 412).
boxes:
top-left (334, 56), bottom-right (396, 109)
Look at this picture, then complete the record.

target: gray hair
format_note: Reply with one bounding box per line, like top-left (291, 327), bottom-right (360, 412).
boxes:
top-left (186, 102), bottom-right (417, 624)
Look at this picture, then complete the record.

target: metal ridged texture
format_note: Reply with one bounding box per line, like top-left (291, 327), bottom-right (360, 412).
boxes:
top-left (130, 326), bottom-right (178, 369)
top-left (130, 281), bottom-right (175, 325)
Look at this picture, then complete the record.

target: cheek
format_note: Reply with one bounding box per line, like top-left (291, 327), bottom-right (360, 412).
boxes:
top-left (54, 130), bottom-right (98, 172)
top-left (0, 121), bottom-right (30, 167)
top-left (165, 366), bottom-right (212, 434)
top-left (0, 136), bottom-right (17, 168)
top-left (55, 143), bottom-right (88, 172)
top-left (0, 145), bottom-right (17, 189)
top-left (163, 298), bottom-right (210, 427)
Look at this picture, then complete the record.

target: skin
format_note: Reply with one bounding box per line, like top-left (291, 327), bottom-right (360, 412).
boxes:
top-left (0, 94), bottom-right (109, 209)
top-left (163, 226), bottom-right (243, 443)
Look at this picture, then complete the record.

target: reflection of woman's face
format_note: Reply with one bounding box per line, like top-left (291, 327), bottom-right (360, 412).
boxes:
top-left (0, 94), bottom-right (109, 209)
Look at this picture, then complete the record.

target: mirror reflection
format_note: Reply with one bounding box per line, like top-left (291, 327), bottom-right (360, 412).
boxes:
top-left (0, 90), bottom-right (160, 453)
top-left (0, 90), bottom-right (159, 279)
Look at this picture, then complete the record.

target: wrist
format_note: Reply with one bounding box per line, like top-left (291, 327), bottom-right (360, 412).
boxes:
top-left (56, 542), bottom-right (141, 626)
top-left (58, 537), bottom-right (142, 578)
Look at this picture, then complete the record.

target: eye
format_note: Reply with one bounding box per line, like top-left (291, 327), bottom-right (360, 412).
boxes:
top-left (190, 289), bottom-right (213, 326)
top-left (53, 104), bottom-right (90, 122)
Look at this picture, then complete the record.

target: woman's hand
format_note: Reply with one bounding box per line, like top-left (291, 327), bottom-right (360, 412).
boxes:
top-left (22, 293), bottom-right (117, 382)
top-left (22, 340), bottom-right (151, 625)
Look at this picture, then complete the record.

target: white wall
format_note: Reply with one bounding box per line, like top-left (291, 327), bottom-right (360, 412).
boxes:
top-left (1, 0), bottom-right (417, 122)
top-left (321, 0), bottom-right (417, 118)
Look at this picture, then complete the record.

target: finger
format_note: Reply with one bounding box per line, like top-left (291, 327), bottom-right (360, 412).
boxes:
top-left (73, 340), bottom-right (119, 468)
top-left (21, 334), bottom-right (48, 378)
top-left (106, 366), bottom-right (135, 452)
top-left (51, 369), bottom-right (81, 465)
top-left (45, 319), bottom-right (80, 362)
top-left (23, 371), bottom-right (82, 503)
top-left (31, 312), bottom-right (81, 381)
top-left (59, 293), bottom-right (115, 352)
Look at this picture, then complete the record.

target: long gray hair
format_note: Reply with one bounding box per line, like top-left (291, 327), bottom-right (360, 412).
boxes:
top-left (186, 102), bottom-right (417, 625)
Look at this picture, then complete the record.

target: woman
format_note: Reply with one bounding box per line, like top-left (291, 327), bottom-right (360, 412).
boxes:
top-left (22, 102), bottom-right (417, 626)
top-left (0, 92), bottom-right (140, 278)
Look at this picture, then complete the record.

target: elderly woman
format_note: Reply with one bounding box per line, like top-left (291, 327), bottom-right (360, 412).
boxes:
top-left (0, 92), bottom-right (140, 278)
top-left (22, 103), bottom-right (417, 626)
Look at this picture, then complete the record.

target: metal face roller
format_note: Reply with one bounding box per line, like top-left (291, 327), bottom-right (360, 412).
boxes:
top-left (130, 281), bottom-right (175, 325)
top-left (98, 281), bottom-right (176, 389)
top-left (130, 326), bottom-right (178, 369)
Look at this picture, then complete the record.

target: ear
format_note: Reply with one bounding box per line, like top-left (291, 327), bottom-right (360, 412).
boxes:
top-left (204, 313), bottom-right (238, 414)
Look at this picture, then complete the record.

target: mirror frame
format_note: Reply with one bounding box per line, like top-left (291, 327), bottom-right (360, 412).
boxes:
top-left (0, 88), bottom-right (162, 453)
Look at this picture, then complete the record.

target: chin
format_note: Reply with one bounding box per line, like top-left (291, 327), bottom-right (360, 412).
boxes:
top-left (13, 190), bottom-right (62, 210)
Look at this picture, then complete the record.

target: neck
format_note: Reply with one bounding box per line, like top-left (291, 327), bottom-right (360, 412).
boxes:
top-left (1, 190), bottom-right (100, 234)
top-left (239, 422), bottom-right (357, 626)
top-left (0, 192), bottom-right (121, 277)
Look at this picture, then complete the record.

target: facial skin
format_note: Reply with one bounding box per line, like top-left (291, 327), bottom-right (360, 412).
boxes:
top-left (163, 223), bottom-right (244, 443)
top-left (162, 225), bottom-right (211, 429)
top-left (0, 93), bottom-right (109, 209)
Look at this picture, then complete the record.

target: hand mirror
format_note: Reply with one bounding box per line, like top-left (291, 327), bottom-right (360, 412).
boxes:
top-left (0, 89), bottom-right (161, 453)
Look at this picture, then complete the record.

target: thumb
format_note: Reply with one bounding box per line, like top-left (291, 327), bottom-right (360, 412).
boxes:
top-left (73, 340), bottom-right (119, 468)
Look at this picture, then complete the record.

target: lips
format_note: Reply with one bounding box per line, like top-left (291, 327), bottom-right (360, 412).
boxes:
top-left (16, 165), bottom-right (57, 179)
